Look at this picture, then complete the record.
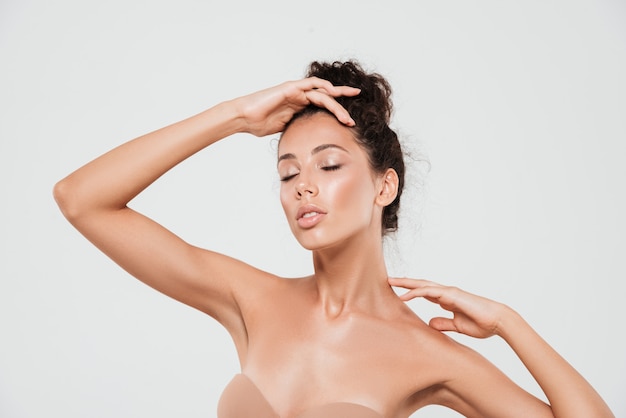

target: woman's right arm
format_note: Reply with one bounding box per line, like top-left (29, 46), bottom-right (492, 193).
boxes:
top-left (53, 78), bottom-right (359, 339)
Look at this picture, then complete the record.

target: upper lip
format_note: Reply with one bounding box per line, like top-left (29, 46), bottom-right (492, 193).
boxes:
top-left (296, 204), bottom-right (327, 220)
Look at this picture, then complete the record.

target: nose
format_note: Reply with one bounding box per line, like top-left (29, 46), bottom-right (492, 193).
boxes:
top-left (295, 179), bottom-right (318, 198)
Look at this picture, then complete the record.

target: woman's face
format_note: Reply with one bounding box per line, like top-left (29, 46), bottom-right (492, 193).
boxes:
top-left (278, 112), bottom-right (384, 250)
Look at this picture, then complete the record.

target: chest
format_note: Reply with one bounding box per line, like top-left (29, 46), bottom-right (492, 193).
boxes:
top-left (240, 303), bottom-right (441, 416)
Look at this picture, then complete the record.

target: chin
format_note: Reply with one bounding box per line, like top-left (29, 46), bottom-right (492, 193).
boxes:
top-left (290, 221), bottom-right (372, 252)
top-left (293, 230), bottom-right (354, 252)
top-left (295, 237), bottom-right (332, 252)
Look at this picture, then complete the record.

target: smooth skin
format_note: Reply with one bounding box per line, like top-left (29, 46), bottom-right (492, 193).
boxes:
top-left (54, 77), bottom-right (614, 418)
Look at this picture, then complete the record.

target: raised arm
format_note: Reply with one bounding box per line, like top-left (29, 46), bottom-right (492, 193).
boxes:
top-left (53, 77), bottom-right (359, 341)
top-left (388, 277), bottom-right (614, 418)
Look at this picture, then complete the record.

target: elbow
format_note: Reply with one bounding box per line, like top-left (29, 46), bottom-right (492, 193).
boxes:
top-left (53, 177), bottom-right (83, 222)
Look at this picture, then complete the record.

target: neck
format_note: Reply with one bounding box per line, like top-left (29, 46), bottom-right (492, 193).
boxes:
top-left (311, 232), bottom-right (394, 318)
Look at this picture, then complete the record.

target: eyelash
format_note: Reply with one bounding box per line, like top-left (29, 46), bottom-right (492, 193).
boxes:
top-left (279, 165), bottom-right (342, 182)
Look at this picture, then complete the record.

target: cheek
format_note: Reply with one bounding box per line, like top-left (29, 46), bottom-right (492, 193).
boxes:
top-left (328, 172), bottom-right (376, 210)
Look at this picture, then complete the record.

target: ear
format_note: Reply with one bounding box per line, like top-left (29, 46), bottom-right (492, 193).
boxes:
top-left (375, 168), bottom-right (399, 207)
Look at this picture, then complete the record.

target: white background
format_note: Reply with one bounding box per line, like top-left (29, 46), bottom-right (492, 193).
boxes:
top-left (1, 1), bottom-right (625, 417)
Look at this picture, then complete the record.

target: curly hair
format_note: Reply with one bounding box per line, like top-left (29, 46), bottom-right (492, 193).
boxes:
top-left (283, 60), bottom-right (405, 234)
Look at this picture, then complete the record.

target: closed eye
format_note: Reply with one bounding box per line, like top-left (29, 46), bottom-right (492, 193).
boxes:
top-left (280, 173), bottom-right (298, 182)
top-left (321, 165), bottom-right (341, 172)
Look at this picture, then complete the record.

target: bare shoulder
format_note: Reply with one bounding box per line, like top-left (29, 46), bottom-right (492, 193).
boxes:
top-left (393, 317), bottom-right (551, 417)
top-left (232, 274), bottom-right (313, 325)
top-left (385, 306), bottom-right (466, 381)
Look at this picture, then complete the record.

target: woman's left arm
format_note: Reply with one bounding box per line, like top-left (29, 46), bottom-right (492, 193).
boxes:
top-left (388, 277), bottom-right (615, 418)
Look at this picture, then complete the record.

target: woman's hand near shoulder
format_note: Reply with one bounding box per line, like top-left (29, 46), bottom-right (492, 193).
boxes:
top-left (53, 78), bottom-right (358, 347)
top-left (389, 277), bottom-right (614, 418)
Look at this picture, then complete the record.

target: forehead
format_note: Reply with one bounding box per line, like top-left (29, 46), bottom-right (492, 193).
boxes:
top-left (278, 112), bottom-right (360, 156)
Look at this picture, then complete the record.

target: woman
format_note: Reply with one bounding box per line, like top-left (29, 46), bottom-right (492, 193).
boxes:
top-left (54, 60), bottom-right (614, 417)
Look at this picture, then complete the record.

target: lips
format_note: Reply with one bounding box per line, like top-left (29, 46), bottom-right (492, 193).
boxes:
top-left (296, 204), bottom-right (327, 228)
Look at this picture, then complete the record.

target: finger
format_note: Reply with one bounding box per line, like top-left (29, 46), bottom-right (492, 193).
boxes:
top-left (331, 85), bottom-right (362, 97)
top-left (311, 86), bottom-right (361, 99)
top-left (305, 90), bottom-right (356, 126)
top-left (397, 285), bottom-right (451, 306)
top-left (301, 77), bottom-right (361, 97)
top-left (429, 317), bottom-right (457, 333)
top-left (398, 288), bottom-right (444, 302)
top-left (388, 277), bottom-right (439, 289)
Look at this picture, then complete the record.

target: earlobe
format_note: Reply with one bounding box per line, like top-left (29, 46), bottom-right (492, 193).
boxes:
top-left (376, 168), bottom-right (399, 207)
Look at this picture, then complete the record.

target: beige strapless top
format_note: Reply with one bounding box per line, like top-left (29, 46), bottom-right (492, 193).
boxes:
top-left (218, 374), bottom-right (383, 418)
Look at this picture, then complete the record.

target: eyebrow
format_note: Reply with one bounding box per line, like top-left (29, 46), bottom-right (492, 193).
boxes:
top-left (277, 144), bottom-right (349, 163)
